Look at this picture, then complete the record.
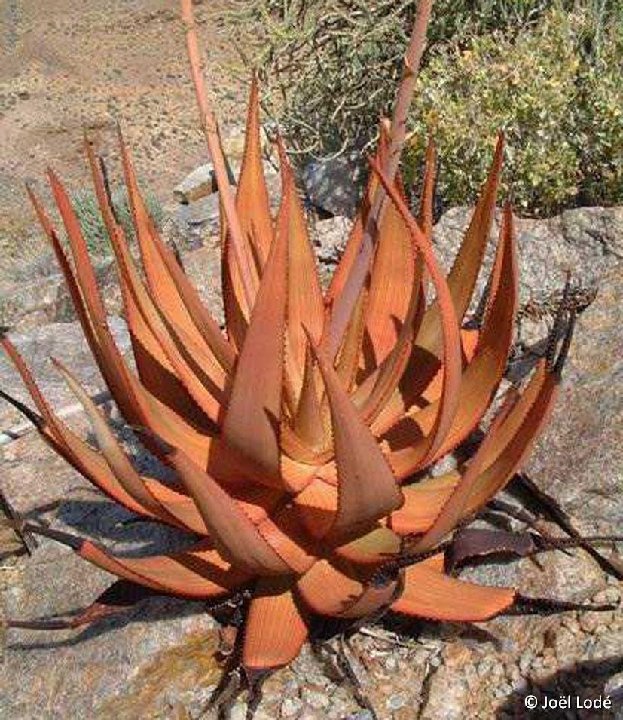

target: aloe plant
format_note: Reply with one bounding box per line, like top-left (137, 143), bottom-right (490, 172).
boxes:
top-left (1, 0), bottom-right (618, 709)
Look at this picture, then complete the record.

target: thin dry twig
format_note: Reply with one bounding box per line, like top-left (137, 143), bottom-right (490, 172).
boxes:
top-left (324, 0), bottom-right (434, 357)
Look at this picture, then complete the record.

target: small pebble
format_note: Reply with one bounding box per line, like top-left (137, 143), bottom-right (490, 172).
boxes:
top-left (281, 696), bottom-right (303, 718)
top-left (386, 693), bottom-right (407, 711)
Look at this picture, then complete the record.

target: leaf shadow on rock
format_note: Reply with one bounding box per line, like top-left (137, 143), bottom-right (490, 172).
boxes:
top-left (20, 495), bottom-right (199, 556)
top-left (7, 595), bottom-right (209, 651)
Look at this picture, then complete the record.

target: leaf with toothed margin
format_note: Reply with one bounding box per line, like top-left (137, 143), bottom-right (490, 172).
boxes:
top-left (306, 331), bottom-right (403, 543)
top-left (0, 353), bottom-right (211, 534)
top-left (53, 358), bottom-right (179, 522)
top-left (324, 118), bottom-right (390, 311)
top-left (110, 133), bottom-right (235, 372)
top-left (369, 156), bottom-right (462, 469)
top-left (292, 345), bottom-right (326, 451)
top-left (242, 577), bottom-right (308, 672)
top-left (51, 357), bottom-right (215, 534)
top-left (392, 357), bottom-right (565, 541)
top-left (417, 133), bottom-right (505, 354)
top-left (380, 202), bottom-right (519, 479)
top-left (235, 74), bottom-right (274, 267)
top-left (389, 358), bottom-right (553, 537)
top-left (26, 184), bottom-right (142, 427)
top-left (25, 185), bottom-right (220, 465)
top-left (221, 77), bottom-right (273, 352)
top-left (296, 560), bottom-right (364, 616)
top-left (15, 523), bottom-right (250, 598)
top-left (409, 386), bottom-right (520, 554)
top-left (392, 560), bottom-right (516, 621)
top-left (333, 526), bottom-right (402, 566)
top-left (296, 559), bottom-right (398, 619)
top-left (363, 167), bottom-right (415, 369)
top-left (87, 144), bottom-right (228, 425)
top-left (353, 252), bottom-right (425, 424)
top-left (276, 137), bottom-right (325, 403)
top-left (222, 185), bottom-right (288, 480)
top-left (7, 580), bottom-right (162, 631)
top-left (133, 428), bottom-right (297, 576)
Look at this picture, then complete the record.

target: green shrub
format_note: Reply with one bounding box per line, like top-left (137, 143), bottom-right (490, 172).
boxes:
top-left (230, 0), bottom-right (551, 160)
top-left (406, 9), bottom-right (580, 214)
top-left (405, 6), bottom-right (623, 215)
top-left (573, 11), bottom-right (623, 205)
top-left (71, 186), bottom-right (164, 256)
top-left (234, 1), bottom-right (623, 215)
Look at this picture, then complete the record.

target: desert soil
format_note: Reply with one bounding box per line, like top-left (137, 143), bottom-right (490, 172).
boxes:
top-left (0, 0), bottom-right (249, 272)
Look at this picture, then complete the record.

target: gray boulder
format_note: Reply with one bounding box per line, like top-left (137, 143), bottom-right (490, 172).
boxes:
top-left (433, 206), bottom-right (622, 306)
top-left (433, 205), bottom-right (623, 346)
top-left (302, 152), bottom-right (364, 218)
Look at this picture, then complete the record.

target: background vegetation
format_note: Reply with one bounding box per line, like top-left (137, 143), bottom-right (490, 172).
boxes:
top-left (71, 186), bottom-right (164, 256)
top-left (230, 0), bottom-right (623, 215)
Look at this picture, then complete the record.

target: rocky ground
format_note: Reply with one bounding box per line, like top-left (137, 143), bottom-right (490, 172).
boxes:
top-left (0, 0), bottom-right (248, 273)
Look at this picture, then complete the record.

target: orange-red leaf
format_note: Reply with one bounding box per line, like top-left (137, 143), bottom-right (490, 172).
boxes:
top-left (52, 358), bottom-right (183, 524)
top-left (142, 431), bottom-right (293, 575)
top-left (392, 561), bottom-right (515, 621)
top-left (242, 578), bottom-right (308, 671)
top-left (28, 183), bottom-right (217, 465)
top-left (333, 526), bottom-right (402, 566)
top-left (370, 158), bottom-right (462, 468)
top-left (354, 253), bottom-right (425, 423)
top-left (80, 539), bottom-right (250, 599)
top-left (409, 387), bottom-right (519, 553)
top-left (113, 134), bottom-right (234, 372)
top-left (236, 74), bottom-right (274, 267)
top-left (221, 196), bottom-right (289, 479)
top-left (390, 360), bottom-right (553, 536)
top-left (296, 560), bottom-right (363, 616)
top-left (292, 345), bottom-right (326, 451)
top-left (381, 202), bottom-right (518, 479)
top-left (363, 171), bottom-right (415, 367)
top-left (296, 559), bottom-right (398, 618)
top-left (308, 336), bottom-right (403, 542)
top-left (417, 133), bottom-right (504, 354)
top-left (277, 139), bottom-right (324, 400)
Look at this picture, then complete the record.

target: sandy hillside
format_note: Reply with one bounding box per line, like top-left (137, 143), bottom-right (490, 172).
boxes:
top-left (0, 0), bottom-right (250, 273)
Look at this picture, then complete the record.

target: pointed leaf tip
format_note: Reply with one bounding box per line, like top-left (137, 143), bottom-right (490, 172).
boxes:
top-left (222, 180), bottom-right (288, 479)
top-left (307, 333), bottom-right (403, 542)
